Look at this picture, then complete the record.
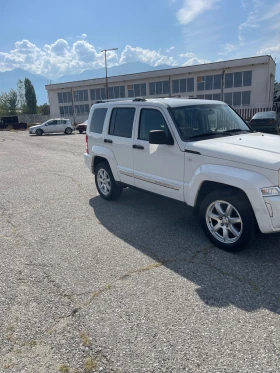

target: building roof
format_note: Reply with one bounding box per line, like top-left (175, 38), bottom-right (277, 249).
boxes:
top-left (45, 55), bottom-right (274, 91)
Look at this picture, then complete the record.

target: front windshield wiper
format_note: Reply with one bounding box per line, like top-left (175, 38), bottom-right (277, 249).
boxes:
top-left (188, 131), bottom-right (233, 140)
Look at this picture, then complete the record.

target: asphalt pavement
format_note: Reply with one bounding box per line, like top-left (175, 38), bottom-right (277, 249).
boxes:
top-left (0, 131), bottom-right (279, 373)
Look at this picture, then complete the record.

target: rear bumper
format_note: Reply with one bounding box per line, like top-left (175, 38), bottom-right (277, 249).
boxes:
top-left (84, 153), bottom-right (92, 172)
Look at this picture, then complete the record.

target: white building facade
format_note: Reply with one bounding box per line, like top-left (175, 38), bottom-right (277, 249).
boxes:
top-left (46, 55), bottom-right (276, 122)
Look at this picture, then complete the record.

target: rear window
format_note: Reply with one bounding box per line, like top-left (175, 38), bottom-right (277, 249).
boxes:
top-left (109, 108), bottom-right (135, 138)
top-left (252, 111), bottom-right (276, 119)
top-left (90, 108), bottom-right (108, 133)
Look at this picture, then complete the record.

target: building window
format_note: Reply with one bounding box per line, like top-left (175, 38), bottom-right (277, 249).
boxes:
top-left (90, 88), bottom-right (106, 101)
top-left (109, 108), bottom-right (135, 138)
top-left (234, 72), bottom-right (243, 88)
top-left (90, 108), bottom-right (108, 133)
top-left (106, 85), bottom-right (125, 99)
top-left (172, 78), bottom-right (194, 94)
top-left (225, 70), bottom-right (252, 89)
top-left (74, 90), bottom-right (89, 102)
top-left (187, 78), bottom-right (194, 92)
top-left (58, 92), bottom-right (72, 103)
top-left (59, 106), bottom-right (73, 115)
top-left (213, 75), bottom-right (222, 90)
top-left (205, 76), bottom-right (213, 90)
top-left (75, 104), bottom-right (89, 114)
top-left (224, 91), bottom-right (251, 106)
top-left (205, 94), bottom-right (212, 100)
top-left (225, 73), bottom-right (233, 89)
top-left (213, 93), bottom-right (221, 100)
top-left (233, 92), bottom-right (242, 106)
top-left (242, 91), bottom-right (251, 105)
top-left (128, 83), bottom-right (146, 98)
top-left (197, 95), bottom-right (205, 99)
top-left (243, 71), bottom-right (252, 86)
top-left (197, 76), bottom-right (205, 91)
top-left (149, 81), bottom-right (169, 95)
top-left (138, 109), bottom-right (170, 141)
top-left (224, 92), bottom-right (233, 105)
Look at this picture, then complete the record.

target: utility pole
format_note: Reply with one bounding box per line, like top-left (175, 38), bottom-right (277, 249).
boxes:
top-left (221, 70), bottom-right (225, 102)
top-left (101, 48), bottom-right (118, 100)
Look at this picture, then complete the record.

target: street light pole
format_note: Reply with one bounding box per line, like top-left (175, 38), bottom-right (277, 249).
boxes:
top-left (101, 48), bottom-right (118, 100)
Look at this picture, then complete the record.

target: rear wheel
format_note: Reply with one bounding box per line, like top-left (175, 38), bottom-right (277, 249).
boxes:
top-left (95, 162), bottom-right (122, 201)
top-left (65, 127), bottom-right (72, 135)
top-left (35, 129), bottom-right (43, 136)
top-left (199, 189), bottom-right (255, 252)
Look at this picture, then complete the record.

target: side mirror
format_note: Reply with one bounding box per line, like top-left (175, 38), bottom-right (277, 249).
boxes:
top-left (45, 123), bottom-right (48, 126)
top-left (149, 130), bottom-right (174, 145)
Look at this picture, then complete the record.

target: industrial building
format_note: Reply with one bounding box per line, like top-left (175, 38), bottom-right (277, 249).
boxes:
top-left (46, 55), bottom-right (276, 122)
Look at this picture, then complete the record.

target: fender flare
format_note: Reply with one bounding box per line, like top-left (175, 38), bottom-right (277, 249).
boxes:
top-left (91, 145), bottom-right (121, 181)
top-left (186, 164), bottom-right (274, 233)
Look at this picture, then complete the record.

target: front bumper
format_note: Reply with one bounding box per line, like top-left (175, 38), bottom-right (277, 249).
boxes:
top-left (264, 196), bottom-right (280, 230)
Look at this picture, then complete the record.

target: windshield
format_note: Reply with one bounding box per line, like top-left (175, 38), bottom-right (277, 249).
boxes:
top-left (169, 104), bottom-right (251, 141)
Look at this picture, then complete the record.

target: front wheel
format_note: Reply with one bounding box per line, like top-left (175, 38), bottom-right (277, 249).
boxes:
top-left (79, 129), bottom-right (83, 134)
top-left (199, 189), bottom-right (255, 252)
top-left (95, 162), bottom-right (122, 201)
top-left (35, 129), bottom-right (43, 136)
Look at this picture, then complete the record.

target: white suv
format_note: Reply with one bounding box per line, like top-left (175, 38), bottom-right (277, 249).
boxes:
top-left (29, 118), bottom-right (74, 135)
top-left (84, 98), bottom-right (280, 252)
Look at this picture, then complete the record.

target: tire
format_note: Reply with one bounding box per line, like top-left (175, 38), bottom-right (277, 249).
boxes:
top-left (79, 130), bottom-right (83, 134)
top-left (35, 129), bottom-right (43, 136)
top-left (95, 162), bottom-right (122, 201)
top-left (65, 127), bottom-right (72, 135)
top-left (199, 189), bottom-right (255, 252)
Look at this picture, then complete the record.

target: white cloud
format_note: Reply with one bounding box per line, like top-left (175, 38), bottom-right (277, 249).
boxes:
top-left (182, 57), bottom-right (211, 66)
top-left (257, 44), bottom-right (280, 55)
top-left (119, 45), bottom-right (177, 66)
top-left (218, 43), bottom-right (237, 55)
top-left (179, 52), bottom-right (195, 58)
top-left (176, 0), bottom-right (221, 25)
top-left (166, 46), bottom-right (175, 53)
top-left (77, 33), bottom-right (87, 39)
top-left (0, 40), bottom-right (179, 78)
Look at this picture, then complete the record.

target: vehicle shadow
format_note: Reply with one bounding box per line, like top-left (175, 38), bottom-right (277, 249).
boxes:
top-left (89, 188), bottom-right (280, 314)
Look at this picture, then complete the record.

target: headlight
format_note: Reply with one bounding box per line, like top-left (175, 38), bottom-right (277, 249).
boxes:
top-left (260, 187), bottom-right (280, 196)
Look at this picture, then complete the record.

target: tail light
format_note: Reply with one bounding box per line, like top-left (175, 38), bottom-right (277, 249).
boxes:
top-left (86, 135), bottom-right (89, 154)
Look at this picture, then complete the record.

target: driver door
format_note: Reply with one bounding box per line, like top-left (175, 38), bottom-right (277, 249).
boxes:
top-left (132, 106), bottom-right (185, 201)
top-left (44, 120), bottom-right (57, 133)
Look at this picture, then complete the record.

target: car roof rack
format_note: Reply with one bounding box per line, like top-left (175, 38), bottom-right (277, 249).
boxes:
top-left (132, 97), bottom-right (146, 101)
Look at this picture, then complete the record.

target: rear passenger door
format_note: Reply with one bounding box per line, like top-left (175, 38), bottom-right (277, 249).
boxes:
top-left (105, 107), bottom-right (136, 186)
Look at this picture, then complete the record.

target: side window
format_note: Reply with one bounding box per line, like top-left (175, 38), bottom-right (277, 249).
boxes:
top-left (138, 109), bottom-right (170, 141)
top-left (109, 108), bottom-right (135, 138)
top-left (90, 108), bottom-right (108, 133)
top-left (52, 120), bottom-right (58, 125)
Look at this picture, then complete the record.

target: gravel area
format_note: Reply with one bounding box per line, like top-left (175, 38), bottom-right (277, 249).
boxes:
top-left (0, 131), bottom-right (279, 373)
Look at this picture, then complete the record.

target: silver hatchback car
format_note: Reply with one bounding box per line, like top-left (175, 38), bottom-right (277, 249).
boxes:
top-left (29, 118), bottom-right (75, 136)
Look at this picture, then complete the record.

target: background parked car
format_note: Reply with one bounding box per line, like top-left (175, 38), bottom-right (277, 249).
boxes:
top-left (249, 111), bottom-right (279, 134)
top-left (76, 119), bottom-right (88, 134)
top-left (29, 119), bottom-right (75, 136)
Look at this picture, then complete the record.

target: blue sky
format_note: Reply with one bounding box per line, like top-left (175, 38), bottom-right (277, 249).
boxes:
top-left (0, 0), bottom-right (279, 79)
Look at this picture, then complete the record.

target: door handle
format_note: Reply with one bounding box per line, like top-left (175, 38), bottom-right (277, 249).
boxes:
top-left (104, 139), bottom-right (113, 143)
top-left (132, 144), bottom-right (144, 150)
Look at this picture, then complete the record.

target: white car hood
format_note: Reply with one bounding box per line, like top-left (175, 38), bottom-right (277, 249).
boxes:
top-left (186, 132), bottom-right (280, 171)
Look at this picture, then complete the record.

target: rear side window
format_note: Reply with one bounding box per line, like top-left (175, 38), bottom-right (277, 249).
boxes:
top-left (138, 109), bottom-right (170, 141)
top-left (109, 108), bottom-right (135, 138)
top-left (90, 108), bottom-right (108, 133)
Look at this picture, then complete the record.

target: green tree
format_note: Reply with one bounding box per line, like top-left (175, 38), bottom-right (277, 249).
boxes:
top-left (37, 103), bottom-right (50, 115)
top-left (24, 78), bottom-right (37, 114)
top-left (0, 89), bottom-right (18, 115)
top-left (17, 79), bottom-right (26, 111)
